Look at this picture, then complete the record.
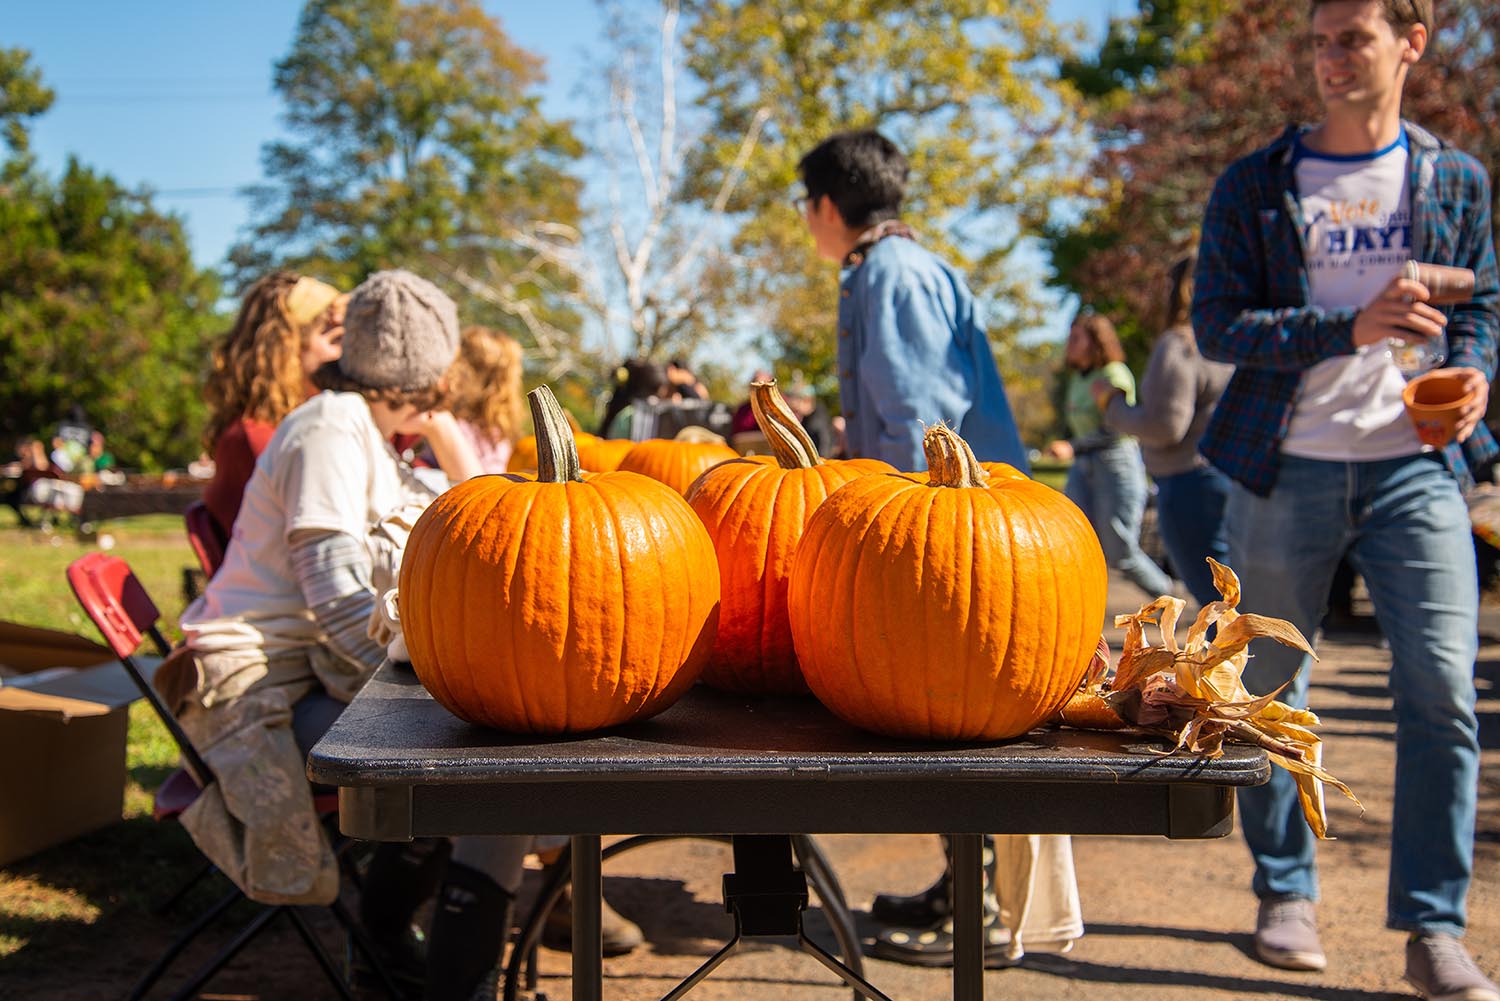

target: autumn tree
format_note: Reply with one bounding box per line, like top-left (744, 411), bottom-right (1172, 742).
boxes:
top-left (230, 0), bottom-right (585, 359)
top-left (0, 50), bottom-right (222, 468)
top-left (676, 0), bottom-right (1097, 418)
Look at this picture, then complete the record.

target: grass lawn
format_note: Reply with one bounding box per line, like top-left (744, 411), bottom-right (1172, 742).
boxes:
top-left (0, 508), bottom-right (195, 965)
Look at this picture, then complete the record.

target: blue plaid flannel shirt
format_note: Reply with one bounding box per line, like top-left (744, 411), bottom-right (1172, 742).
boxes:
top-left (1192, 121), bottom-right (1500, 496)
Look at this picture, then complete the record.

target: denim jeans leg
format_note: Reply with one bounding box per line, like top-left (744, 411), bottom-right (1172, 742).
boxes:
top-left (1155, 465), bottom-right (1232, 608)
top-left (1092, 439), bottom-right (1175, 597)
top-left (1225, 457), bottom-right (1352, 902)
top-left (1347, 455), bottom-right (1479, 936)
top-left (1064, 455), bottom-right (1093, 524)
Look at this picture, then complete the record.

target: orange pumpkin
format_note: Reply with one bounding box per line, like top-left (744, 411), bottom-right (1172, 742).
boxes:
top-left (787, 424), bottom-right (1107, 741)
top-left (686, 382), bottom-right (892, 694)
top-left (506, 434), bottom-right (541, 472)
top-left (575, 436), bottom-right (635, 472)
top-left (618, 434), bottom-right (738, 495)
top-left (400, 386), bottom-right (720, 733)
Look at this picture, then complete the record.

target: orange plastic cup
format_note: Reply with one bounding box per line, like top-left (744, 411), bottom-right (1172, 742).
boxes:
top-left (1402, 369), bottom-right (1475, 448)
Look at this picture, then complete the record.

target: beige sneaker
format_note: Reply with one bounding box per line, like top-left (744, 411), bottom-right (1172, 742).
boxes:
top-left (1254, 897), bottom-right (1327, 972)
top-left (1405, 934), bottom-right (1500, 1001)
top-left (542, 886), bottom-right (645, 957)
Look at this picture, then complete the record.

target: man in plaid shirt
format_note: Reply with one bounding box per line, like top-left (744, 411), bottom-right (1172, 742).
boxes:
top-left (1192, 1), bottom-right (1498, 997)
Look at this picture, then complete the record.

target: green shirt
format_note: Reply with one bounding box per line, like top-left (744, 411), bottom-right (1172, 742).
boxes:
top-left (1064, 361), bottom-right (1136, 441)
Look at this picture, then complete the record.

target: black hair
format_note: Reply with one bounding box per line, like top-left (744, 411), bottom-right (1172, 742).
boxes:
top-left (796, 130), bottom-right (908, 229)
top-left (598, 358), bottom-right (670, 437)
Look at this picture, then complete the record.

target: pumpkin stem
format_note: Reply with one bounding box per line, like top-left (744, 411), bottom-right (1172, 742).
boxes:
top-left (528, 386), bottom-right (583, 483)
top-left (750, 380), bottom-right (822, 469)
top-left (924, 423), bottom-right (988, 488)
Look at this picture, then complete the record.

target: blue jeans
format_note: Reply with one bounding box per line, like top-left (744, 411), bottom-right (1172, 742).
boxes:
top-left (1226, 453), bottom-right (1479, 935)
top-left (1066, 438), bottom-right (1174, 598)
top-left (1155, 464), bottom-right (1232, 608)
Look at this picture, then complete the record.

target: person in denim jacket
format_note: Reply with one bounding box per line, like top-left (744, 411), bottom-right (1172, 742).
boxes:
top-left (795, 130), bottom-right (1027, 473)
top-left (1193, 2), bottom-right (1498, 996)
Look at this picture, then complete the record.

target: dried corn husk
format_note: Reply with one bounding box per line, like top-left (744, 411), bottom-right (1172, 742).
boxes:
top-left (1062, 558), bottom-right (1361, 839)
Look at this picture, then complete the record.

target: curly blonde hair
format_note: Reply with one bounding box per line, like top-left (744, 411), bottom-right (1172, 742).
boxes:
top-left (203, 271), bottom-right (317, 448)
top-left (446, 326), bottom-right (525, 445)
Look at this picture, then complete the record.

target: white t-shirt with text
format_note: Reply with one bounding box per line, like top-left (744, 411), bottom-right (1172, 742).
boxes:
top-left (1282, 130), bottom-right (1423, 460)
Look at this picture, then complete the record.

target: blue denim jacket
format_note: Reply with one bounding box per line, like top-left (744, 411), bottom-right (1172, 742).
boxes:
top-left (1193, 121), bottom-right (1500, 496)
top-left (836, 236), bottom-right (1028, 472)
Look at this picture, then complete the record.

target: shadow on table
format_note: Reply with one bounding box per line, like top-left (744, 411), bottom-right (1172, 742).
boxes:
top-left (1021, 952), bottom-right (1412, 1000)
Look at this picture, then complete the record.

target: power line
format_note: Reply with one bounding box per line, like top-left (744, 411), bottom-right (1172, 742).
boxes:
top-left (58, 94), bottom-right (273, 104)
top-left (152, 187), bottom-right (251, 198)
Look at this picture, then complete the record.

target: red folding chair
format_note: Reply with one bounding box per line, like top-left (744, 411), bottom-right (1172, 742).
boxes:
top-left (65, 552), bottom-right (400, 1001)
top-left (183, 500), bottom-right (229, 578)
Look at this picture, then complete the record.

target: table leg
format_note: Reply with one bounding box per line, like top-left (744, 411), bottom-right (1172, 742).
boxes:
top-left (950, 833), bottom-right (984, 1001)
top-left (571, 834), bottom-right (603, 1001)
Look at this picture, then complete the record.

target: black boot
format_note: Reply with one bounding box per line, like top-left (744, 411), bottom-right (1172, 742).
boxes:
top-left (872, 836), bottom-right (1010, 967)
top-left (870, 866), bottom-right (952, 928)
top-left (424, 861), bottom-right (515, 1001)
top-left (356, 839), bottom-right (450, 991)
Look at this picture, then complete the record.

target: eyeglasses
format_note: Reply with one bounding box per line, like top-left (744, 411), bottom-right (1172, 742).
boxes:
top-left (791, 190), bottom-right (814, 213)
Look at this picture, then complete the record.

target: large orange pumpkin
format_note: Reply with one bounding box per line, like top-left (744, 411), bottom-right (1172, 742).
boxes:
top-left (787, 424), bottom-right (1107, 741)
top-left (618, 434), bottom-right (738, 495)
top-left (400, 386), bottom-right (720, 733)
top-left (685, 382), bottom-right (892, 694)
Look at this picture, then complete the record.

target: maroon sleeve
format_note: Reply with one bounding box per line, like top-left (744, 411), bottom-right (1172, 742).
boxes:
top-left (201, 418), bottom-right (276, 535)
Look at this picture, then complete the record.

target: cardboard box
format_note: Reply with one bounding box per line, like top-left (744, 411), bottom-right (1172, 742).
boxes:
top-left (0, 620), bottom-right (154, 866)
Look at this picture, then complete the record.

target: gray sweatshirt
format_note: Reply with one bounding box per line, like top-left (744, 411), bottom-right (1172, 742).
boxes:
top-left (1102, 326), bottom-right (1232, 478)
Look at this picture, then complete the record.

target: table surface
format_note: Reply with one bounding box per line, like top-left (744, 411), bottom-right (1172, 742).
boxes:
top-left (309, 663), bottom-right (1269, 842)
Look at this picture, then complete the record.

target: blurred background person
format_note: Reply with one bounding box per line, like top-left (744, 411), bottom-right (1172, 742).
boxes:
top-left (412, 325), bottom-right (525, 477)
top-left (200, 271), bottom-right (347, 538)
top-left (1093, 252), bottom-right (1232, 607)
top-left (1047, 310), bottom-right (1175, 598)
top-left (730, 368), bottom-right (775, 437)
top-left (666, 357), bottom-right (710, 400)
top-left (782, 379), bottom-right (836, 457)
top-left (598, 358), bottom-right (675, 439)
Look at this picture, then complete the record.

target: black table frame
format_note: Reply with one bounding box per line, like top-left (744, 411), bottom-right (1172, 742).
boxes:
top-left (309, 663), bottom-right (1269, 1001)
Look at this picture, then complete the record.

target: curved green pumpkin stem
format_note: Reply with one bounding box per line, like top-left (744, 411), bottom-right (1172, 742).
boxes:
top-left (750, 380), bottom-right (822, 469)
top-left (527, 385), bottom-right (583, 483)
top-left (924, 423), bottom-right (988, 488)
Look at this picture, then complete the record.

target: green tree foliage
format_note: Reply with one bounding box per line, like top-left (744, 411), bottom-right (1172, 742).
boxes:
top-left (0, 51), bottom-right (221, 469)
top-left (1057, 0), bottom-right (1221, 103)
top-left (0, 161), bottom-right (222, 470)
top-left (229, 0), bottom-right (586, 349)
top-left (0, 47), bottom-right (54, 168)
top-left (677, 0), bottom-right (1096, 414)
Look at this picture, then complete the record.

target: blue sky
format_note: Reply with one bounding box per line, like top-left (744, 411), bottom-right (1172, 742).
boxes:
top-left (9, 1), bottom-right (1119, 348)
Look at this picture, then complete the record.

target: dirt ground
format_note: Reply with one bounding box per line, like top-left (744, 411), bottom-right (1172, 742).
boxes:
top-left (4, 571), bottom-right (1497, 1001)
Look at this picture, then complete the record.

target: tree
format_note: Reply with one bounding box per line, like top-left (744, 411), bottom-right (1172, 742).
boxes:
top-left (0, 47), bottom-right (54, 173)
top-left (230, 0), bottom-right (586, 360)
top-left (471, 0), bottom-right (769, 384)
top-left (676, 0), bottom-right (1098, 407)
top-left (1057, 0), bottom-right (1222, 102)
top-left (1, 138), bottom-right (221, 471)
top-left (1, 52), bottom-right (221, 468)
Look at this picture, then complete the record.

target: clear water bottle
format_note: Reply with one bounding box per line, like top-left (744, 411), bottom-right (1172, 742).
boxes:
top-left (1388, 259), bottom-right (1459, 379)
top-left (1389, 331), bottom-right (1448, 379)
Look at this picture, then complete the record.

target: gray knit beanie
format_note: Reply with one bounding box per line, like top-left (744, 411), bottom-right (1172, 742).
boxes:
top-left (339, 269), bottom-right (460, 391)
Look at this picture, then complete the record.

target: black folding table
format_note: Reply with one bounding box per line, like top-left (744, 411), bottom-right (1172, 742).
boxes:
top-left (308, 662), bottom-right (1268, 1001)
